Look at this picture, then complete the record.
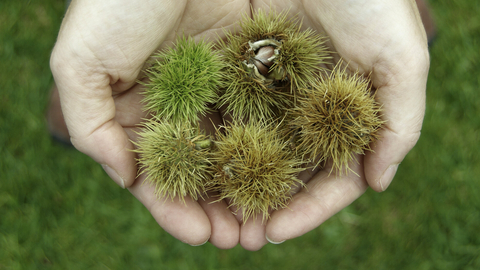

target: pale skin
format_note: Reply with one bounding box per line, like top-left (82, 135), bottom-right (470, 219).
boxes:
top-left (50, 0), bottom-right (429, 250)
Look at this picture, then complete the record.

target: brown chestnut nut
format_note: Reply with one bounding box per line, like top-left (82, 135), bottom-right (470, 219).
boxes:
top-left (253, 46), bottom-right (275, 76)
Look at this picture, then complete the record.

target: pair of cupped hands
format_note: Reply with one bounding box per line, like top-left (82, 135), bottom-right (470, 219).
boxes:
top-left (50, 0), bottom-right (429, 250)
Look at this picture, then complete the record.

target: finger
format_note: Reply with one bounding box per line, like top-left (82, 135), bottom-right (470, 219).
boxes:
top-left (266, 155), bottom-right (368, 243)
top-left (224, 204), bottom-right (268, 251)
top-left (128, 176), bottom-right (211, 246)
top-left (198, 195), bottom-right (239, 249)
top-left (365, 41), bottom-right (429, 192)
top-left (239, 213), bottom-right (268, 251)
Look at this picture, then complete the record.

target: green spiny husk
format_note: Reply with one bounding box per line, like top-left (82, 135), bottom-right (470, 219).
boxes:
top-left (217, 9), bottom-right (330, 121)
top-left (133, 119), bottom-right (214, 202)
top-left (288, 63), bottom-right (385, 174)
top-left (241, 9), bottom-right (330, 90)
top-left (142, 35), bottom-right (223, 123)
top-left (212, 120), bottom-right (305, 223)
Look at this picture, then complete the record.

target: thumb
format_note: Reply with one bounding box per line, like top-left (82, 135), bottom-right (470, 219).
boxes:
top-left (50, 56), bottom-right (137, 188)
top-left (364, 44), bottom-right (429, 192)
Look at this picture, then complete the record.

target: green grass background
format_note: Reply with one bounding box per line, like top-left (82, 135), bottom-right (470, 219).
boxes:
top-left (1, 0), bottom-right (479, 269)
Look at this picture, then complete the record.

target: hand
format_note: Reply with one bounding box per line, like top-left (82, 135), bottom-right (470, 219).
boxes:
top-left (51, 0), bottom-right (429, 251)
top-left (247, 0), bottom-right (429, 249)
top-left (50, 0), bottom-right (251, 249)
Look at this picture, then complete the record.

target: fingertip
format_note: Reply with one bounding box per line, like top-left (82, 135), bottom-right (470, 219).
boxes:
top-left (183, 229), bottom-right (212, 247)
top-left (189, 237), bottom-right (210, 247)
top-left (376, 163), bottom-right (399, 192)
top-left (265, 233), bottom-right (285, 245)
top-left (129, 182), bottom-right (212, 247)
top-left (101, 164), bottom-right (126, 189)
top-left (240, 239), bottom-right (267, 251)
top-left (163, 198), bottom-right (212, 247)
top-left (198, 198), bottom-right (239, 249)
top-left (99, 144), bottom-right (137, 188)
top-left (364, 128), bottom-right (419, 192)
top-left (164, 205), bottom-right (212, 246)
top-left (72, 120), bottom-right (138, 188)
top-left (239, 215), bottom-right (268, 251)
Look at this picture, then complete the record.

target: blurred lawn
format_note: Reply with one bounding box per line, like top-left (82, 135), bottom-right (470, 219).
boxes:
top-left (1, 0), bottom-right (479, 269)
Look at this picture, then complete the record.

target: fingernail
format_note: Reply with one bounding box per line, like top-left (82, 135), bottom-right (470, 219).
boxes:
top-left (102, 164), bottom-right (125, 189)
top-left (378, 164), bottom-right (398, 191)
top-left (189, 238), bottom-right (209, 247)
top-left (266, 234), bottom-right (285, 245)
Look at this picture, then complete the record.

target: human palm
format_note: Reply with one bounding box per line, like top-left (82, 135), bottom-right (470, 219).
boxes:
top-left (50, 0), bottom-right (429, 251)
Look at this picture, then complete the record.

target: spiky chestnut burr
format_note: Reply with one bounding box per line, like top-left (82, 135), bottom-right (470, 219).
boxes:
top-left (217, 9), bottom-right (329, 121)
top-left (212, 120), bottom-right (305, 223)
top-left (142, 35), bottom-right (223, 123)
top-left (288, 64), bottom-right (385, 174)
top-left (133, 119), bottom-right (213, 202)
